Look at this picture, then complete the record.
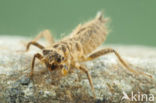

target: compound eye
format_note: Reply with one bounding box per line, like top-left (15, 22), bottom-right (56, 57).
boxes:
top-left (57, 57), bottom-right (61, 63)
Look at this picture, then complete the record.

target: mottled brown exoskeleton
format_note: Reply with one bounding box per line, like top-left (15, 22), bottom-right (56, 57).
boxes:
top-left (26, 12), bottom-right (152, 98)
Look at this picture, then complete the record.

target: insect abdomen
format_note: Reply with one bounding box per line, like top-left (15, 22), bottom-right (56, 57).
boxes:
top-left (71, 12), bottom-right (109, 55)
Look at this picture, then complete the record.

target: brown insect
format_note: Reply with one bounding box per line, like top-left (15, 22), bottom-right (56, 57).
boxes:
top-left (25, 11), bottom-right (152, 98)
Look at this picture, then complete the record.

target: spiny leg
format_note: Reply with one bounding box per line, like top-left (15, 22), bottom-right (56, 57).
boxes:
top-left (33, 29), bottom-right (55, 45)
top-left (26, 41), bottom-right (45, 51)
top-left (30, 53), bottom-right (43, 78)
top-left (83, 48), bottom-right (152, 78)
top-left (75, 63), bottom-right (96, 98)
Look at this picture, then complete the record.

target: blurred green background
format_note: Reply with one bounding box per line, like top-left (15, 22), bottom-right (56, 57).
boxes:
top-left (0, 0), bottom-right (156, 46)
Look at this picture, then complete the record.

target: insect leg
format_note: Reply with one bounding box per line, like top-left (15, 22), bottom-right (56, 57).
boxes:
top-left (25, 30), bottom-right (54, 51)
top-left (84, 48), bottom-right (152, 78)
top-left (33, 29), bottom-right (55, 45)
top-left (30, 53), bottom-right (43, 78)
top-left (26, 41), bottom-right (45, 51)
top-left (75, 63), bottom-right (96, 98)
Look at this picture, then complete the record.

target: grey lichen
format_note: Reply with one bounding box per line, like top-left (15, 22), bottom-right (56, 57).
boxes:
top-left (0, 36), bottom-right (156, 103)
